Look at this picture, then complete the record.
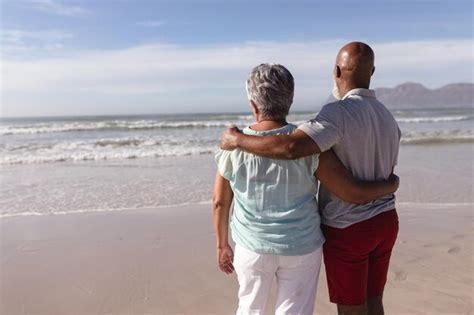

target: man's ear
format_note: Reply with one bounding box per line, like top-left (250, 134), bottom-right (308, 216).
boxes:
top-left (371, 66), bottom-right (375, 76)
top-left (335, 65), bottom-right (342, 78)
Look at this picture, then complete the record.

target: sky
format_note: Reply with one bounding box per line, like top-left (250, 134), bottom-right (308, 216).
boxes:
top-left (0, 0), bottom-right (472, 117)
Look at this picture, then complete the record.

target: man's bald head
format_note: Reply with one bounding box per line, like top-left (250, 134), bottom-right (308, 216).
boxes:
top-left (333, 42), bottom-right (375, 96)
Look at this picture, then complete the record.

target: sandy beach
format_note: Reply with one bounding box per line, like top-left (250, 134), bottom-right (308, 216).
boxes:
top-left (1, 143), bottom-right (473, 314)
top-left (1, 202), bottom-right (472, 315)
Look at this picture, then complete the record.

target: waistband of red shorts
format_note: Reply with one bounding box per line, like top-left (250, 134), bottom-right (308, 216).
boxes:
top-left (324, 209), bottom-right (398, 231)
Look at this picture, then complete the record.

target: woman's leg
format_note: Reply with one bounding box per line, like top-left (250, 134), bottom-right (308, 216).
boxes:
top-left (274, 246), bottom-right (323, 315)
top-left (233, 244), bottom-right (278, 315)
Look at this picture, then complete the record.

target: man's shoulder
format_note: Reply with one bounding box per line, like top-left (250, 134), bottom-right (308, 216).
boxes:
top-left (320, 100), bottom-right (343, 111)
top-left (376, 99), bottom-right (394, 114)
top-left (316, 100), bottom-right (345, 120)
top-left (370, 99), bottom-right (398, 122)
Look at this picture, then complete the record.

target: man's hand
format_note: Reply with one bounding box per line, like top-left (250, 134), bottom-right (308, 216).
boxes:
top-left (217, 244), bottom-right (234, 274)
top-left (220, 127), bottom-right (241, 151)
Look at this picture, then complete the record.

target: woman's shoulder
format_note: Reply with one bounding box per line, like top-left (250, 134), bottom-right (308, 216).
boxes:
top-left (215, 148), bottom-right (243, 181)
top-left (286, 123), bottom-right (298, 133)
top-left (242, 123), bottom-right (297, 136)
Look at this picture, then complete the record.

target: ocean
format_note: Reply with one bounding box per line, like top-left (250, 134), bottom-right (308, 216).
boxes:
top-left (1, 108), bottom-right (473, 218)
top-left (1, 108), bottom-right (473, 165)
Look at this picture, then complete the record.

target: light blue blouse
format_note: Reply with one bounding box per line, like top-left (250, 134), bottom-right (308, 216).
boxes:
top-left (215, 124), bottom-right (325, 256)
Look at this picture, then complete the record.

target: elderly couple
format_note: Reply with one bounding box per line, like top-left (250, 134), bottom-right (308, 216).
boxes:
top-left (212, 42), bottom-right (401, 315)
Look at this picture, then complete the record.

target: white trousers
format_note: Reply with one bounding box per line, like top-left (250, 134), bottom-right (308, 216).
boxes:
top-left (233, 244), bottom-right (323, 315)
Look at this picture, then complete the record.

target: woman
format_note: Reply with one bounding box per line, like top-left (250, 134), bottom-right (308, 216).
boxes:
top-left (213, 64), bottom-right (398, 314)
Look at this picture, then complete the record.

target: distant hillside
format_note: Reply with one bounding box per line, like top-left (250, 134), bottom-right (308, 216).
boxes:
top-left (327, 82), bottom-right (473, 108)
top-left (375, 82), bottom-right (473, 109)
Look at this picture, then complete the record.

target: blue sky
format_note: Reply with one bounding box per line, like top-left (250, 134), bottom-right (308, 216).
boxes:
top-left (1, 0), bottom-right (473, 117)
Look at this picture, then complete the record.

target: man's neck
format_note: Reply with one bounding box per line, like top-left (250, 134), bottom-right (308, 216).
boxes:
top-left (339, 83), bottom-right (370, 98)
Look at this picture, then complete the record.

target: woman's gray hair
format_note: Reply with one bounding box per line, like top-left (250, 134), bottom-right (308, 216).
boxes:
top-left (246, 63), bottom-right (294, 120)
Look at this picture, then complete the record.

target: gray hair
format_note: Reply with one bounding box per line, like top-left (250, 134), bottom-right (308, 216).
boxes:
top-left (246, 63), bottom-right (294, 119)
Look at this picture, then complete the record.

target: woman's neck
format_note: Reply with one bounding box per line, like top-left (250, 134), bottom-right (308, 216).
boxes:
top-left (250, 117), bottom-right (287, 131)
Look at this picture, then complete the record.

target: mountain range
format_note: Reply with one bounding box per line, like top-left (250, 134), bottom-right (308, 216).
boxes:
top-left (327, 82), bottom-right (473, 108)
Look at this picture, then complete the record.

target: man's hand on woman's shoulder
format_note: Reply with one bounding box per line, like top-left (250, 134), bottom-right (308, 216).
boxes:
top-left (220, 127), bottom-right (242, 150)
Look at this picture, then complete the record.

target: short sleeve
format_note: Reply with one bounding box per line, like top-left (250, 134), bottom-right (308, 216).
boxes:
top-left (309, 154), bottom-right (319, 175)
top-left (394, 126), bottom-right (402, 166)
top-left (297, 103), bottom-right (344, 152)
top-left (215, 149), bottom-right (234, 181)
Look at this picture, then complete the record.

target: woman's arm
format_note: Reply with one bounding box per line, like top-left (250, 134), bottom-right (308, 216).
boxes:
top-left (212, 171), bottom-right (235, 274)
top-left (315, 150), bottom-right (400, 205)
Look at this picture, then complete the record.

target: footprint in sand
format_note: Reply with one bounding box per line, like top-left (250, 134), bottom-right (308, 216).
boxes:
top-left (447, 246), bottom-right (461, 254)
top-left (16, 242), bottom-right (39, 254)
top-left (150, 237), bottom-right (162, 249)
top-left (393, 269), bottom-right (407, 281)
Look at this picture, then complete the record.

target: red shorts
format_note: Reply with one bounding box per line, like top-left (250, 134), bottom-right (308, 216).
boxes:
top-left (322, 209), bottom-right (399, 306)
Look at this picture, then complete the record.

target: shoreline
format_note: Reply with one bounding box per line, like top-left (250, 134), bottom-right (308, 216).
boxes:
top-left (1, 200), bottom-right (472, 220)
top-left (0, 200), bottom-right (213, 219)
top-left (1, 142), bottom-right (473, 219)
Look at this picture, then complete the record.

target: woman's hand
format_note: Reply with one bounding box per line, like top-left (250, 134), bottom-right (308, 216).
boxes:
top-left (388, 173), bottom-right (400, 192)
top-left (217, 245), bottom-right (234, 274)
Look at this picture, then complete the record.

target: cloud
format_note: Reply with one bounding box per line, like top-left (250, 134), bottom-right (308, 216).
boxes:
top-left (1, 29), bottom-right (73, 43)
top-left (1, 39), bottom-right (472, 116)
top-left (136, 20), bottom-right (167, 27)
top-left (1, 29), bottom-right (73, 54)
top-left (20, 0), bottom-right (89, 17)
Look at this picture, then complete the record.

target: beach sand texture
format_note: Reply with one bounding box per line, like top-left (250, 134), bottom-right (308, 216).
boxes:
top-left (1, 143), bottom-right (473, 314)
top-left (1, 203), bottom-right (472, 315)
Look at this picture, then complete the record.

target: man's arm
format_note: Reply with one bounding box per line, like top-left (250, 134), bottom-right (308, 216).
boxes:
top-left (212, 171), bottom-right (234, 274)
top-left (316, 150), bottom-right (399, 205)
top-left (220, 127), bottom-right (321, 159)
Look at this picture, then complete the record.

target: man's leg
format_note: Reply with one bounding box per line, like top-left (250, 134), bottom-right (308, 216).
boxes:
top-left (337, 304), bottom-right (368, 315)
top-left (322, 223), bottom-right (375, 315)
top-left (367, 296), bottom-right (383, 315)
top-left (367, 209), bottom-right (399, 315)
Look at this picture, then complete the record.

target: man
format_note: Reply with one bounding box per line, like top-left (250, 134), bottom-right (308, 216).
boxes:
top-left (220, 42), bottom-right (401, 315)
